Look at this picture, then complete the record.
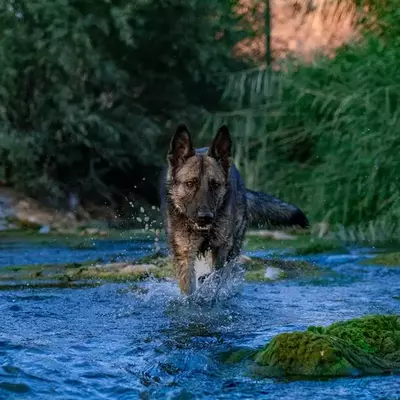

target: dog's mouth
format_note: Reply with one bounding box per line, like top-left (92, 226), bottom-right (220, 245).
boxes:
top-left (194, 222), bottom-right (212, 232)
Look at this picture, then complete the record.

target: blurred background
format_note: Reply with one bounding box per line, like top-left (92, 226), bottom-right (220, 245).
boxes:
top-left (0, 0), bottom-right (398, 239)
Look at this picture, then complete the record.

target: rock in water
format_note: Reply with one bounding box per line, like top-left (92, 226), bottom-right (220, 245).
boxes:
top-left (253, 315), bottom-right (400, 378)
top-left (264, 266), bottom-right (284, 280)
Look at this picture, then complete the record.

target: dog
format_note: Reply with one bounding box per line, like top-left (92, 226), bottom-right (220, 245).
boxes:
top-left (160, 124), bottom-right (309, 295)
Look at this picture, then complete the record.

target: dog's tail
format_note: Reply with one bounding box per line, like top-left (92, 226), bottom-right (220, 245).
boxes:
top-left (245, 189), bottom-right (309, 229)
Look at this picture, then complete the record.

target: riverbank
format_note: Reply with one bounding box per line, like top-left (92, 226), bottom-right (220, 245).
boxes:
top-left (1, 227), bottom-right (399, 288)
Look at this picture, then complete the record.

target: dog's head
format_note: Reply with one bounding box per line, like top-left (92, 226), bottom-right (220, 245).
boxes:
top-left (167, 124), bottom-right (232, 232)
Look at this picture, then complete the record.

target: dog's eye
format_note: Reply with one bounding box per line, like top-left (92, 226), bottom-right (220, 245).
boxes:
top-left (209, 179), bottom-right (221, 189)
top-left (185, 180), bottom-right (196, 188)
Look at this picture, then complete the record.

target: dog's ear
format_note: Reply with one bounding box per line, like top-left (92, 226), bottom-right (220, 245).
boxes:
top-left (168, 124), bottom-right (195, 168)
top-left (208, 125), bottom-right (232, 173)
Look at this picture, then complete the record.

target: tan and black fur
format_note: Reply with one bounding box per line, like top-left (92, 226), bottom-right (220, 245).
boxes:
top-left (160, 124), bottom-right (309, 295)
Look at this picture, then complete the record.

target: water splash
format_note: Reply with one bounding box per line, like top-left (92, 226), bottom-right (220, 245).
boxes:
top-left (188, 260), bottom-right (245, 307)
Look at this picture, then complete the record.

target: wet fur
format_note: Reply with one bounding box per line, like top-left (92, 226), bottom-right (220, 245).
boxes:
top-left (160, 124), bottom-right (309, 295)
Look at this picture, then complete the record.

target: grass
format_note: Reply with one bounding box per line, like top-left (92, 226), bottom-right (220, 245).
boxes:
top-left (200, 21), bottom-right (400, 240)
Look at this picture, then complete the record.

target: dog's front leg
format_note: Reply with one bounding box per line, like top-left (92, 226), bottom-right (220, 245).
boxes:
top-left (175, 252), bottom-right (196, 295)
top-left (212, 246), bottom-right (230, 270)
top-left (171, 234), bottom-right (198, 295)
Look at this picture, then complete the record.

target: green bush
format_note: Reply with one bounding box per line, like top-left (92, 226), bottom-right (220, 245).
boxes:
top-left (0, 0), bottom-right (249, 206)
top-left (203, 0), bottom-right (400, 235)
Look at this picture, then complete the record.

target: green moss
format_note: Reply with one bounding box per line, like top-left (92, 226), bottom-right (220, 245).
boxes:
top-left (307, 314), bottom-right (400, 355)
top-left (244, 258), bottom-right (313, 271)
top-left (244, 234), bottom-right (306, 252)
top-left (136, 251), bottom-right (169, 266)
top-left (360, 252), bottom-right (400, 267)
top-left (294, 240), bottom-right (346, 256)
top-left (78, 269), bottom-right (153, 282)
top-left (218, 348), bottom-right (258, 364)
top-left (253, 315), bottom-right (400, 378)
top-left (243, 258), bottom-right (317, 282)
top-left (0, 252), bottom-right (174, 285)
top-left (255, 332), bottom-right (356, 377)
top-left (151, 261), bottom-right (174, 279)
top-left (245, 269), bottom-right (274, 282)
top-left (244, 267), bottom-right (288, 282)
top-left (0, 259), bottom-right (97, 275)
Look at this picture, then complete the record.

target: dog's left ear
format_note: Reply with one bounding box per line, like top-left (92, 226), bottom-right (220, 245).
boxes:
top-left (208, 125), bottom-right (232, 174)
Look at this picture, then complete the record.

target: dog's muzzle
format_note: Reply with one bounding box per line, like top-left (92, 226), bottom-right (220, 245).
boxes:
top-left (194, 211), bottom-right (214, 231)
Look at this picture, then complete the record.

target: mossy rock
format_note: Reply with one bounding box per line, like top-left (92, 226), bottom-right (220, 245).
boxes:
top-left (243, 257), bottom-right (317, 282)
top-left (293, 240), bottom-right (346, 256)
top-left (218, 348), bottom-right (258, 364)
top-left (360, 252), bottom-right (400, 267)
top-left (253, 315), bottom-right (400, 378)
top-left (244, 268), bottom-right (287, 282)
top-left (244, 234), bottom-right (345, 256)
top-left (0, 251), bottom-right (174, 284)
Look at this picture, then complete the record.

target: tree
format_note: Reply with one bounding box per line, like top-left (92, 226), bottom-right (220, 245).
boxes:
top-left (0, 0), bottom-right (250, 207)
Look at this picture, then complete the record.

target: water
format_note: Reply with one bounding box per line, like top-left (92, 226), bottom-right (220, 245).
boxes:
top-left (0, 240), bottom-right (399, 399)
top-left (0, 239), bottom-right (160, 267)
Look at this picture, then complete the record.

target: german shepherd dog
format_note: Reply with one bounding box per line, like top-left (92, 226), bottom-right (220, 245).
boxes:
top-left (160, 124), bottom-right (309, 295)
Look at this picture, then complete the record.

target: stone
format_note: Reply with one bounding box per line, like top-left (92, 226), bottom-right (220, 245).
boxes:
top-left (264, 266), bottom-right (284, 280)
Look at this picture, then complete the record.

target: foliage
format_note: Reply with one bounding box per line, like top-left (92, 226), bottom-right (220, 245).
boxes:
top-left (202, 0), bottom-right (400, 234)
top-left (0, 0), bottom-right (250, 206)
top-left (355, 0), bottom-right (400, 46)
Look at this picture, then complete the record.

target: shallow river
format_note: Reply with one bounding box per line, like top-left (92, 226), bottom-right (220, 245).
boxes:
top-left (0, 239), bottom-right (399, 399)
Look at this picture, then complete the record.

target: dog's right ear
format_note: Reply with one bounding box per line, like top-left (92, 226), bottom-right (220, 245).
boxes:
top-left (208, 125), bottom-right (232, 175)
top-left (168, 124), bottom-right (195, 168)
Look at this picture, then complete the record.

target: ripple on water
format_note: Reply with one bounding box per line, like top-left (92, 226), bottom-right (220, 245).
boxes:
top-left (0, 382), bottom-right (31, 394)
top-left (0, 243), bottom-right (399, 399)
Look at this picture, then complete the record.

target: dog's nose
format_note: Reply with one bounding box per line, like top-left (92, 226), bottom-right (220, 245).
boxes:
top-left (197, 211), bottom-right (214, 225)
